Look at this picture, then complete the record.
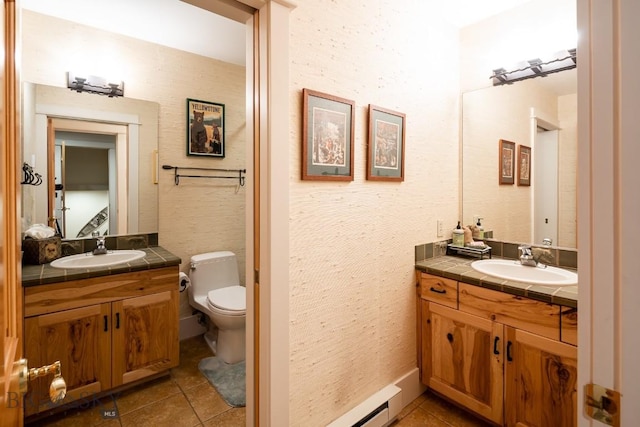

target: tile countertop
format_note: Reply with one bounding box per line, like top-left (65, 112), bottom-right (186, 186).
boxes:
top-left (22, 246), bottom-right (182, 287)
top-left (415, 255), bottom-right (578, 309)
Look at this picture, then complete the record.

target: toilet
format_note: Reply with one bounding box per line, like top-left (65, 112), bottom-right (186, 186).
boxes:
top-left (188, 251), bottom-right (246, 364)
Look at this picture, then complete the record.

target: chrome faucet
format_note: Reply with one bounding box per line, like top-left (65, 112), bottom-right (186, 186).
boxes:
top-left (518, 245), bottom-right (537, 267)
top-left (92, 236), bottom-right (108, 255)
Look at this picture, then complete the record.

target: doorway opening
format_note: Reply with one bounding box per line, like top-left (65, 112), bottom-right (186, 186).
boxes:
top-left (54, 132), bottom-right (113, 238)
top-left (49, 119), bottom-right (128, 238)
top-left (532, 118), bottom-right (560, 246)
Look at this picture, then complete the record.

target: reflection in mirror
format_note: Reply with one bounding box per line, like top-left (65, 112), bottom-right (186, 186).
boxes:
top-left (53, 122), bottom-right (125, 238)
top-left (462, 69), bottom-right (577, 248)
top-left (21, 83), bottom-right (159, 237)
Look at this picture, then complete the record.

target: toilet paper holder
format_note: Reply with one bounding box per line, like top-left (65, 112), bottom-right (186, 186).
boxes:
top-left (178, 272), bottom-right (190, 293)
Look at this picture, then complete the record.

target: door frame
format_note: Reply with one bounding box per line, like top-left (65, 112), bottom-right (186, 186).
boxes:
top-left (48, 120), bottom-right (126, 239)
top-left (169, 1), bottom-right (296, 425)
top-left (1, 0), bottom-right (24, 425)
top-left (33, 107), bottom-right (140, 235)
top-left (577, 0), bottom-right (640, 425)
top-left (246, 2), bottom-right (294, 426)
top-left (529, 108), bottom-right (560, 246)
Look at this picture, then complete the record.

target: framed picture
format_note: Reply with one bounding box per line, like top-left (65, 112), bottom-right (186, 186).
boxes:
top-left (499, 139), bottom-right (516, 185)
top-left (518, 144), bottom-right (531, 186)
top-left (187, 98), bottom-right (225, 158)
top-left (302, 89), bottom-right (355, 181)
top-left (366, 105), bottom-right (405, 181)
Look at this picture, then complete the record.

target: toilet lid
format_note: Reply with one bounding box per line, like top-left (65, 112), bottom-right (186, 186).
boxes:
top-left (207, 286), bottom-right (246, 312)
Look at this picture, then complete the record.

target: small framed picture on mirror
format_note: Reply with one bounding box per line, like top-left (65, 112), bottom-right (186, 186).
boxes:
top-left (518, 144), bottom-right (531, 186)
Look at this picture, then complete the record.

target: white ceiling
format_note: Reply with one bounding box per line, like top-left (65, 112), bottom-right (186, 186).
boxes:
top-left (21, 0), bottom-right (247, 66)
top-left (438, 0), bottom-right (534, 27)
top-left (21, 0), bottom-right (535, 66)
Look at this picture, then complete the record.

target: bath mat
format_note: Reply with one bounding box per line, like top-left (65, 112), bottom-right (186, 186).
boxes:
top-left (198, 357), bottom-right (246, 407)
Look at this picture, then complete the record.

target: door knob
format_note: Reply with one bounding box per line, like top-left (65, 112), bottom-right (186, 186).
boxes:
top-left (48, 374), bottom-right (67, 403)
top-left (16, 359), bottom-right (67, 403)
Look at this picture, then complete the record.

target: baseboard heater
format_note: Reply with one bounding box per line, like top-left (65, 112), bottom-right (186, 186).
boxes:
top-left (327, 384), bottom-right (402, 427)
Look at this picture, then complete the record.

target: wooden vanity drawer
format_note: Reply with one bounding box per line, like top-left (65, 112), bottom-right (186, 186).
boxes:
top-left (24, 266), bottom-right (179, 317)
top-left (458, 283), bottom-right (560, 340)
top-left (419, 273), bottom-right (457, 309)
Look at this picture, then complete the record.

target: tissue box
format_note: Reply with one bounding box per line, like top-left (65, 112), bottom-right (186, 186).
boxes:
top-left (22, 236), bottom-right (62, 265)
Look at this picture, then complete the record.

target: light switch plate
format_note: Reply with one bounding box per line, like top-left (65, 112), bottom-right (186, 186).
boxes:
top-left (436, 220), bottom-right (443, 237)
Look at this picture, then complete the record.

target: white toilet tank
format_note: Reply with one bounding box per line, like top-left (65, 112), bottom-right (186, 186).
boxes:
top-left (189, 251), bottom-right (240, 298)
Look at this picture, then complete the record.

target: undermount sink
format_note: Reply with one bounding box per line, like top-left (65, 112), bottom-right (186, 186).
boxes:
top-left (50, 250), bottom-right (146, 269)
top-left (470, 259), bottom-right (578, 286)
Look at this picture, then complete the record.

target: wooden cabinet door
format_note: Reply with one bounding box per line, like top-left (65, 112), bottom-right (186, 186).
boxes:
top-left (112, 290), bottom-right (179, 387)
top-left (505, 327), bottom-right (577, 427)
top-left (423, 301), bottom-right (504, 425)
top-left (24, 303), bottom-right (112, 416)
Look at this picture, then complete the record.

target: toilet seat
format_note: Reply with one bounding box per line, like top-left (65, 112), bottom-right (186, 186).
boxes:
top-left (207, 285), bottom-right (246, 315)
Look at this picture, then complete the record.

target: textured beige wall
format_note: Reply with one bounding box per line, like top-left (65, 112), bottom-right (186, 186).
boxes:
top-left (288, 1), bottom-right (459, 424)
top-left (21, 11), bottom-right (246, 316)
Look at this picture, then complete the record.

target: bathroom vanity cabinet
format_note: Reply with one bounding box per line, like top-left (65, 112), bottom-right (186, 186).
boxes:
top-left (23, 266), bottom-right (179, 416)
top-left (417, 272), bottom-right (577, 427)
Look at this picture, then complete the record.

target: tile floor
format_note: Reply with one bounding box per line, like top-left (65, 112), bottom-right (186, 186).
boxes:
top-left (391, 392), bottom-right (492, 427)
top-left (26, 336), bottom-right (489, 427)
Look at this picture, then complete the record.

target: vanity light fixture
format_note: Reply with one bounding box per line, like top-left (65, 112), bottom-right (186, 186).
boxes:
top-left (66, 72), bottom-right (124, 97)
top-left (491, 48), bottom-right (576, 86)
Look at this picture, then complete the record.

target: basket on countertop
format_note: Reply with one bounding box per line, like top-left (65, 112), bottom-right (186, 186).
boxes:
top-left (22, 236), bottom-right (62, 265)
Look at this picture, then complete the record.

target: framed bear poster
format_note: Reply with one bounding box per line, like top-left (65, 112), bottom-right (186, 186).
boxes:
top-left (187, 98), bottom-right (225, 158)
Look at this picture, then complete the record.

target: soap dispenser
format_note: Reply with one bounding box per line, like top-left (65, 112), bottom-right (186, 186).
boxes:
top-left (452, 221), bottom-right (465, 247)
top-left (476, 218), bottom-right (484, 239)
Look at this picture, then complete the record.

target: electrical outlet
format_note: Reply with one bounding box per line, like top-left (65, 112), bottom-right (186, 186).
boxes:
top-left (436, 220), bottom-right (444, 237)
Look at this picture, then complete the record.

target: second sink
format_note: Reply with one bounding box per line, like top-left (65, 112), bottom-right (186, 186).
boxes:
top-left (50, 250), bottom-right (146, 269)
top-left (470, 259), bottom-right (578, 286)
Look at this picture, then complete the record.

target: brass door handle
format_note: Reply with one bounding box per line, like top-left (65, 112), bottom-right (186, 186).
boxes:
top-left (16, 359), bottom-right (67, 403)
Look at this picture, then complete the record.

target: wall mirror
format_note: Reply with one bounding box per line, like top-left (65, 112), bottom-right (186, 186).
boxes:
top-left (461, 68), bottom-right (577, 248)
top-left (21, 82), bottom-right (159, 238)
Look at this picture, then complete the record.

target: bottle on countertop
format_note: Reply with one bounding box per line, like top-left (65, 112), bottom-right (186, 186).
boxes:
top-left (452, 221), bottom-right (465, 247)
top-left (476, 218), bottom-right (484, 239)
